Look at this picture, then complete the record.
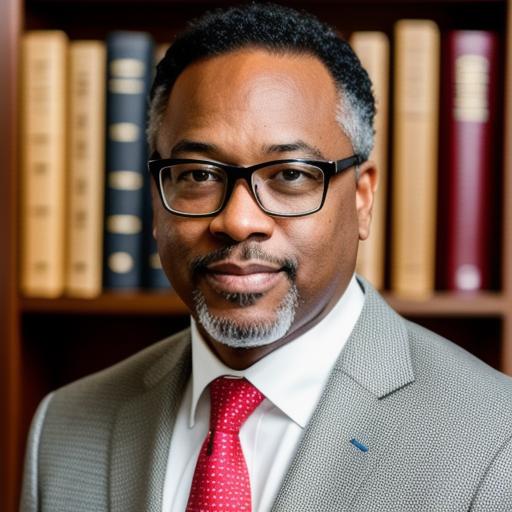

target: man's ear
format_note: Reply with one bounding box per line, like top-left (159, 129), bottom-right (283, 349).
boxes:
top-left (355, 160), bottom-right (378, 241)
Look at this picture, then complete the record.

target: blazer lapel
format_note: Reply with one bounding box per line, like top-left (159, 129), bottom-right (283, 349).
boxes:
top-left (109, 333), bottom-right (192, 512)
top-left (272, 278), bottom-right (415, 511)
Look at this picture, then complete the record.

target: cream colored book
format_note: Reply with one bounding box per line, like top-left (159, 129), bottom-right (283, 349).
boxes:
top-left (351, 31), bottom-right (390, 290)
top-left (392, 20), bottom-right (440, 298)
top-left (155, 43), bottom-right (169, 66)
top-left (20, 31), bottom-right (68, 298)
top-left (66, 41), bottom-right (106, 297)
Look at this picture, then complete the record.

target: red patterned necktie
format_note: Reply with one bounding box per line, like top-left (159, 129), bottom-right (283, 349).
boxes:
top-left (186, 376), bottom-right (265, 512)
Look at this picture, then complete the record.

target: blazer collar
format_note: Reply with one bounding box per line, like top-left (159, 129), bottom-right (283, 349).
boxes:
top-left (338, 275), bottom-right (415, 397)
top-left (272, 276), bottom-right (416, 511)
top-left (109, 332), bottom-right (192, 512)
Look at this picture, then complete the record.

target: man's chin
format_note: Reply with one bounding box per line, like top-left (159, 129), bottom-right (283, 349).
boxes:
top-left (192, 285), bottom-right (299, 349)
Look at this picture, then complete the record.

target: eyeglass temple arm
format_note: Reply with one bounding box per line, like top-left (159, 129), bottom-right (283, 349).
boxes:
top-left (334, 154), bottom-right (362, 174)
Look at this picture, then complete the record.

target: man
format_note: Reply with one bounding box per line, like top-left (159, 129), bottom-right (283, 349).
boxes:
top-left (21, 4), bottom-right (512, 511)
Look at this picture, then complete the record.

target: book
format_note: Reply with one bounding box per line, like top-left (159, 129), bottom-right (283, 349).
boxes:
top-left (140, 42), bottom-right (171, 290)
top-left (155, 43), bottom-right (169, 65)
top-left (103, 31), bottom-right (154, 290)
top-left (66, 41), bottom-right (107, 298)
top-left (20, 31), bottom-right (68, 298)
top-left (391, 20), bottom-right (440, 298)
top-left (142, 174), bottom-right (170, 290)
top-left (350, 31), bottom-right (390, 290)
top-left (440, 31), bottom-right (499, 291)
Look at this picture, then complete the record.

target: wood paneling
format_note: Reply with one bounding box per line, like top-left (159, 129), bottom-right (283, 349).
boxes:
top-left (0, 0), bottom-right (22, 509)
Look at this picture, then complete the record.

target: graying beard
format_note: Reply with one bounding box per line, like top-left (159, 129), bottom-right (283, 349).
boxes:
top-left (192, 285), bottom-right (299, 349)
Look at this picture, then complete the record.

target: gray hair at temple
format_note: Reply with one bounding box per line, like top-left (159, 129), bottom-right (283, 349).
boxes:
top-left (146, 3), bottom-right (376, 166)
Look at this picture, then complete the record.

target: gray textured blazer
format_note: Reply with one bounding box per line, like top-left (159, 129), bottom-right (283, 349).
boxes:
top-left (20, 277), bottom-right (512, 511)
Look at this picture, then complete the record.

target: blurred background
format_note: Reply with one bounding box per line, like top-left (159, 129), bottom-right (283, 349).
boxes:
top-left (2, 0), bottom-right (512, 510)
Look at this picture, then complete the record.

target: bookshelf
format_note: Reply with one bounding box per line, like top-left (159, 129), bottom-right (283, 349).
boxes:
top-left (2, 0), bottom-right (512, 510)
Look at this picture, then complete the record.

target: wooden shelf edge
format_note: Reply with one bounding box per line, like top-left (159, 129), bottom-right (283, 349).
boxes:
top-left (383, 291), bottom-right (507, 316)
top-left (21, 292), bottom-right (189, 315)
top-left (21, 290), bottom-right (508, 317)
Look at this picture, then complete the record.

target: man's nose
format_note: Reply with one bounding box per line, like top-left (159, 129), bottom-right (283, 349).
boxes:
top-left (209, 180), bottom-right (275, 242)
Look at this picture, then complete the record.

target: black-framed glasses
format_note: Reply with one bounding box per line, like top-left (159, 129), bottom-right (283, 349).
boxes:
top-left (147, 153), bottom-right (362, 217)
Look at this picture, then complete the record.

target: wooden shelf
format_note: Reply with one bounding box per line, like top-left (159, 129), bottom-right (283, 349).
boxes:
top-left (383, 291), bottom-right (508, 316)
top-left (21, 291), bottom-right (189, 315)
top-left (20, 290), bottom-right (508, 317)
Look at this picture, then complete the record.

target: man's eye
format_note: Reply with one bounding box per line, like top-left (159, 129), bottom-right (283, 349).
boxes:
top-left (281, 169), bottom-right (303, 181)
top-left (179, 170), bottom-right (222, 182)
top-left (275, 168), bottom-right (316, 182)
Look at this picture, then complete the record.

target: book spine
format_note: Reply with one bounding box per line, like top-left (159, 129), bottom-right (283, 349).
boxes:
top-left (350, 31), bottom-right (390, 290)
top-left (103, 32), bottom-right (154, 290)
top-left (20, 31), bottom-right (68, 298)
top-left (442, 31), bottom-right (498, 291)
top-left (145, 245), bottom-right (170, 289)
top-left (142, 175), bottom-right (170, 289)
top-left (66, 41), bottom-right (107, 298)
top-left (155, 43), bottom-right (170, 66)
top-left (141, 43), bottom-right (171, 290)
top-left (391, 20), bottom-right (440, 298)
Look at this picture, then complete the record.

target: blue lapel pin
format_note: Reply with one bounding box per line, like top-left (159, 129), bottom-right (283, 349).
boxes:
top-left (350, 438), bottom-right (369, 452)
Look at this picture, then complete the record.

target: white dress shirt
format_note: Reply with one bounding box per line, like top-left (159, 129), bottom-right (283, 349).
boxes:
top-left (162, 274), bottom-right (365, 512)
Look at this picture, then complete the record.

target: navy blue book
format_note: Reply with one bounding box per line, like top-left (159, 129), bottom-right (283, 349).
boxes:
top-left (142, 173), bottom-right (171, 290)
top-left (103, 31), bottom-right (154, 290)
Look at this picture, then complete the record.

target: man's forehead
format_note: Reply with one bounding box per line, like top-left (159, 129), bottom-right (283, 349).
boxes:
top-left (167, 48), bottom-right (337, 107)
top-left (156, 48), bottom-right (346, 160)
top-left (163, 51), bottom-right (338, 119)
top-left (179, 47), bottom-right (332, 79)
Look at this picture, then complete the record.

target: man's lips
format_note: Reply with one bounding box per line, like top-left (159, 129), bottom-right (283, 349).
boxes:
top-left (203, 261), bottom-right (285, 294)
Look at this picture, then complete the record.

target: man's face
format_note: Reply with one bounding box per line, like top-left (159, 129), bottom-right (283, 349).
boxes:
top-left (153, 49), bottom-right (376, 368)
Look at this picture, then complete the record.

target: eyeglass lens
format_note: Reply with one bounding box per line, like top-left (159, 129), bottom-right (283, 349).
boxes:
top-left (159, 161), bottom-right (326, 215)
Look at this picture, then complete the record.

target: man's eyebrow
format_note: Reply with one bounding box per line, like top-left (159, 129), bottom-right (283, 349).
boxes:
top-left (170, 139), bottom-right (219, 157)
top-left (263, 141), bottom-right (326, 160)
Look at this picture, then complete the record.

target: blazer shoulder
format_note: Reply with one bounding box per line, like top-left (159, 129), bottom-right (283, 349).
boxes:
top-left (45, 327), bottom-right (192, 419)
top-left (405, 318), bottom-right (512, 421)
top-left (23, 329), bottom-right (191, 511)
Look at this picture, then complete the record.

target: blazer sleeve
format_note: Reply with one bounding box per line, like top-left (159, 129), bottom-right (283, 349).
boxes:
top-left (19, 393), bottom-right (54, 512)
top-left (470, 432), bottom-right (512, 512)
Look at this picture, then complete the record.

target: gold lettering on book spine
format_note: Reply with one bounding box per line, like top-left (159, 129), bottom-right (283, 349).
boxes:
top-left (106, 214), bottom-right (142, 234)
top-left (109, 122), bottom-right (139, 142)
top-left (108, 252), bottom-right (134, 273)
top-left (455, 54), bottom-right (489, 123)
top-left (110, 58), bottom-right (145, 77)
top-left (149, 253), bottom-right (163, 269)
top-left (108, 78), bottom-right (144, 95)
top-left (108, 171), bottom-right (143, 190)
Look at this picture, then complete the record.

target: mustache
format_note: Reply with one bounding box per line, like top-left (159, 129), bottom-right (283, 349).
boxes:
top-left (190, 244), bottom-right (298, 280)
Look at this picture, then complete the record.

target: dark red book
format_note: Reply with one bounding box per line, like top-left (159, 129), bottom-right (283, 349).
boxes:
top-left (442, 31), bottom-right (499, 291)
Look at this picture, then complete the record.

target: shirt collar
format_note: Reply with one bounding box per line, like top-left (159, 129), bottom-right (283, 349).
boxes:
top-left (190, 274), bottom-right (365, 428)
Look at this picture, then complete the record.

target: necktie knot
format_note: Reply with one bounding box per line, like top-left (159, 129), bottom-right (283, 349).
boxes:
top-left (209, 377), bottom-right (264, 433)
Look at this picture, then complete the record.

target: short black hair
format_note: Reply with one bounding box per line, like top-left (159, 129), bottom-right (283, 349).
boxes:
top-left (149, 2), bottom-right (375, 159)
